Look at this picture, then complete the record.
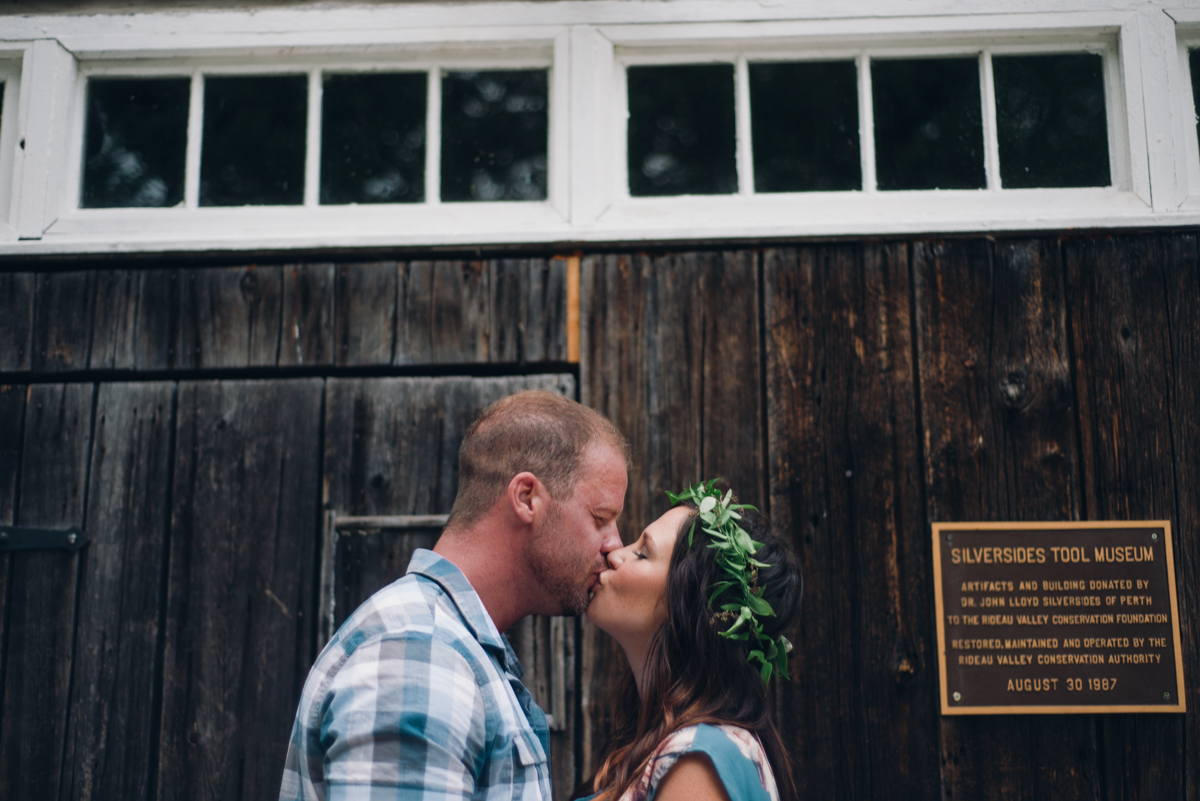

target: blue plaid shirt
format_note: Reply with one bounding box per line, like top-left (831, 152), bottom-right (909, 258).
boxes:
top-left (280, 550), bottom-right (552, 801)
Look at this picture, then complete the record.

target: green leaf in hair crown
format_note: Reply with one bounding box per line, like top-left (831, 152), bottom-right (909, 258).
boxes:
top-left (666, 479), bottom-right (794, 684)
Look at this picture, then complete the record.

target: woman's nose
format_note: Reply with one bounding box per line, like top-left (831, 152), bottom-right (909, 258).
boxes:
top-left (607, 546), bottom-right (629, 568)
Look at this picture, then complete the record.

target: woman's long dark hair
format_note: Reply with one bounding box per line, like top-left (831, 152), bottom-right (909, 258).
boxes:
top-left (582, 504), bottom-right (802, 801)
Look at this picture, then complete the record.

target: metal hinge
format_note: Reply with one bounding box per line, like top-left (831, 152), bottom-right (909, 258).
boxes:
top-left (0, 525), bottom-right (89, 552)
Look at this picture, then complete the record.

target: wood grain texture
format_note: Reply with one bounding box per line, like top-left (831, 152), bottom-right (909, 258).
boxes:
top-left (0, 383), bottom-right (94, 801)
top-left (765, 243), bottom-right (936, 799)
top-left (1161, 235), bottom-right (1200, 801)
top-left (158, 379), bottom-right (322, 801)
top-left (578, 250), bottom-right (762, 779)
top-left (280, 263), bottom-right (335, 367)
top-left (32, 272), bottom-right (96, 371)
top-left (1064, 235), bottom-right (1184, 801)
top-left (0, 274), bottom-right (34, 371)
top-left (336, 262), bottom-right (397, 366)
top-left (488, 258), bottom-right (569, 364)
top-left (89, 270), bottom-right (179, 371)
top-left (396, 261), bottom-right (488, 364)
top-left (60, 383), bottom-right (175, 801)
top-left (176, 266), bottom-right (282, 369)
top-left (0, 384), bottom-right (26, 737)
top-left (915, 238), bottom-right (1099, 801)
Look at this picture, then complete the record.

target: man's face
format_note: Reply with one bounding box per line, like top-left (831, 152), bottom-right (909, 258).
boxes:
top-left (528, 439), bottom-right (627, 615)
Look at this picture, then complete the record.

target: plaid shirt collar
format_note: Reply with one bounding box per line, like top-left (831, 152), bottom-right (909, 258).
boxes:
top-left (405, 549), bottom-right (524, 678)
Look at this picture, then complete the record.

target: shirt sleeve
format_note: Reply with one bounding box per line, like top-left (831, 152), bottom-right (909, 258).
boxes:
top-left (320, 630), bottom-right (490, 801)
top-left (638, 726), bottom-right (776, 801)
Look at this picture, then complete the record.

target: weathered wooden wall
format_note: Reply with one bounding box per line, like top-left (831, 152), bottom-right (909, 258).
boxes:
top-left (0, 233), bottom-right (1197, 800)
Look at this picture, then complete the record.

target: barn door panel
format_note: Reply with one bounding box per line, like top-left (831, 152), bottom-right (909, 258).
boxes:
top-left (61, 383), bottom-right (176, 801)
top-left (158, 379), bottom-right (323, 801)
top-left (0, 384), bottom-right (95, 801)
top-left (322, 374), bottom-right (578, 800)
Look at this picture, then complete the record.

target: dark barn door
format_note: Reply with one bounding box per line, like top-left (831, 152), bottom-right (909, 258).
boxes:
top-left (321, 375), bottom-right (580, 800)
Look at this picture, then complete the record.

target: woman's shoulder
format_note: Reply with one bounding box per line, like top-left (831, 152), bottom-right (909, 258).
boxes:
top-left (635, 724), bottom-right (779, 801)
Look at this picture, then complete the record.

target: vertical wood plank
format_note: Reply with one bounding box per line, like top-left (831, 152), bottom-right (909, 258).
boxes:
top-left (1162, 234), bottom-right (1200, 801)
top-left (0, 384), bottom-right (27, 733)
top-left (60, 382), bottom-right (175, 801)
top-left (916, 238), bottom-right (1098, 801)
top-left (279, 263), bottom-right (335, 367)
top-left (32, 272), bottom-right (97, 371)
top-left (335, 262), bottom-right (398, 366)
top-left (158, 379), bottom-right (322, 801)
top-left (765, 243), bottom-right (937, 800)
top-left (0, 274), bottom-right (35, 371)
top-left (1064, 234), bottom-right (1184, 801)
top-left (89, 270), bottom-right (180, 371)
top-left (176, 267), bottom-right (283, 369)
top-left (89, 271), bottom-right (139, 370)
top-left (0, 383), bottom-right (94, 800)
top-left (395, 261), bottom-right (488, 365)
top-left (490, 259), bottom-right (526, 364)
top-left (526, 257), bottom-right (569, 363)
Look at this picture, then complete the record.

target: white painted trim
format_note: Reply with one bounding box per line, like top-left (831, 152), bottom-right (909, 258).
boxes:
top-left (1174, 34), bottom-right (1200, 202)
top-left (15, 39), bottom-right (75, 239)
top-left (0, 58), bottom-right (24, 235)
top-left (734, 55), bottom-right (752, 195)
top-left (184, 71), bottom-right (203, 209)
top-left (980, 51), bottom-right (1001, 191)
top-left (0, 2), bottom-right (1197, 254)
top-left (304, 69), bottom-right (322, 208)
top-left (425, 67), bottom-right (441, 204)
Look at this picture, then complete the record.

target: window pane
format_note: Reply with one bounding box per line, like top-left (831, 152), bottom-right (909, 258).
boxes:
top-left (440, 70), bottom-right (547, 202)
top-left (1190, 50), bottom-right (1200, 162)
top-left (872, 58), bottom-right (985, 191)
top-left (200, 75), bottom-right (307, 206)
top-left (750, 61), bottom-right (861, 192)
top-left (627, 64), bottom-right (736, 196)
top-left (994, 53), bottom-right (1110, 188)
top-left (82, 77), bottom-right (189, 208)
top-left (321, 72), bottom-right (426, 204)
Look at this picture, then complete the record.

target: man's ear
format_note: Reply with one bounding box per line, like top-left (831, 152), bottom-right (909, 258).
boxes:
top-left (506, 471), bottom-right (544, 525)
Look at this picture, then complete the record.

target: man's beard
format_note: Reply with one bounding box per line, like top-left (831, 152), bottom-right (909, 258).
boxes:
top-left (529, 501), bottom-right (595, 616)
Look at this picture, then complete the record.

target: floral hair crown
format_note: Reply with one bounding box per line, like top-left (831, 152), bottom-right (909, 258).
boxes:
top-left (666, 479), bottom-right (793, 684)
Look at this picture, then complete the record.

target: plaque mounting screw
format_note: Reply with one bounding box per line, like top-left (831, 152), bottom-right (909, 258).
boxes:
top-left (946, 534), bottom-right (953, 544)
top-left (1151, 533), bottom-right (1159, 541)
top-left (952, 692), bottom-right (962, 702)
top-left (1164, 691), bottom-right (1171, 700)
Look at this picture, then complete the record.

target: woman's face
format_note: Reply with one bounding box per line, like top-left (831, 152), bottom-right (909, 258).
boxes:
top-left (586, 505), bottom-right (693, 647)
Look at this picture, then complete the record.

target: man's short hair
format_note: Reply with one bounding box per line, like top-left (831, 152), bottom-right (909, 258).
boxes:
top-left (447, 390), bottom-right (630, 529)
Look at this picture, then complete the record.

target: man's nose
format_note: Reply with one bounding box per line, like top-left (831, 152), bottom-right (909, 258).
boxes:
top-left (600, 527), bottom-right (622, 556)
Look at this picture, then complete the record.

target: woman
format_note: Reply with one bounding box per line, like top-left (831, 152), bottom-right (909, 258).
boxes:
top-left (582, 480), bottom-right (802, 801)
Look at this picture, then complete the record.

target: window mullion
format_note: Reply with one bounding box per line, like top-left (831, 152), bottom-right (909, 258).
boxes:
top-left (425, 67), bottom-right (441, 204)
top-left (735, 55), bottom-right (753, 196)
top-left (304, 68), bottom-right (322, 208)
top-left (981, 50), bottom-right (1001, 191)
top-left (184, 70), bottom-right (203, 209)
top-left (858, 53), bottom-right (876, 193)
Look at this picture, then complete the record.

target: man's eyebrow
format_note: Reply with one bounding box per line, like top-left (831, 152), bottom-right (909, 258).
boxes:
top-left (593, 504), bottom-right (620, 518)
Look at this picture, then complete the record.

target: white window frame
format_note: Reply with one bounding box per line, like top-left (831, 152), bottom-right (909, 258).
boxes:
top-left (1170, 14), bottom-right (1200, 210)
top-left (0, 55), bottom-right (22, 237)
top-left (0, 1), bottom-right (1194, 255)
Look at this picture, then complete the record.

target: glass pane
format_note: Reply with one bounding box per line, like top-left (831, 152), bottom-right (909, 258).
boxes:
top-left (1189, 50), bottom-right (1200, 162)
top-left (627, 64), bottom-right (736, 196)
top-left (82, 77), bottom-right (189, 208)
top-left (994, 53), bottom-right (1110, 188)
top-left (872, 58), bottom-right (985, 191)
top-left (200, 75), bottom-right (307, 206)
top-left (440, 70), bottom-right (547, 202)
top-left (749, 61), bottom-right (861, 192)
top-left (320, 72), bottom-right (426, 204)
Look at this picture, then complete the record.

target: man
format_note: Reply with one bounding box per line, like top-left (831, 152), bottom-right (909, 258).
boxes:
top-left (280, 390), bottom-right (629, 801)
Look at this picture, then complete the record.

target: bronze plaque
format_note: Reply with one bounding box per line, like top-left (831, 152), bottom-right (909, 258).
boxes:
top-left (932, 521), bottom-right (1186, 715)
